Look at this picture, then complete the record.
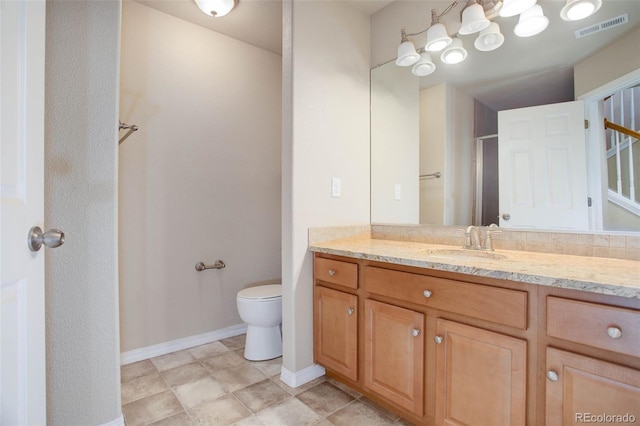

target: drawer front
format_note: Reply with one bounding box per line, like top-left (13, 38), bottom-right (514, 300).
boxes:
top-left (314, 257), bottom-right (358, 289)
top-left (547, 297), bottom-right (640, 357)
top-left (365, 266), bottom-right (527, 329)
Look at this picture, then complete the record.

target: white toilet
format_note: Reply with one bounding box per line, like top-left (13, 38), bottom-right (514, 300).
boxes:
top-left (236, 284), bottom-right (282, 361)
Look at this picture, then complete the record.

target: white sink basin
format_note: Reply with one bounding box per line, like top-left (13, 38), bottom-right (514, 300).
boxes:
top-left (419, 248), bottom-right (507, 261)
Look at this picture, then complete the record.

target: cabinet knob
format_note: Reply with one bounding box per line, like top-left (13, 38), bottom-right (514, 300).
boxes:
top-left (423, 290), bottom-right (432, 298)
top-left (347, 308), bottom-right (355, 316)
top-left (328, 269), bottom-right (336, 276)
top-left (607, 326), bottom-right (622, 339)
top-left (434, 335), bottom-right (443, 344)
top-left (546, 370), bottom-right (559, 382)
top-left (411, 328), bottom-right (421, 337)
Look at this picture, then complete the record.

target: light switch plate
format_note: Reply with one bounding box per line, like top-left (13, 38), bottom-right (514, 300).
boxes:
top-left (394, 184), bottom-right (401, 200)
top-left (331, 177), bottom-right (341, 197)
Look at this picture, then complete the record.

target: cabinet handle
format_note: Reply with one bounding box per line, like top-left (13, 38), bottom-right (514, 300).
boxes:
top-left (347, 308), bottom-right (354, 315)
top-left (546, 370), bottom-right (559, 382)
top-left (328, 269), bottom-right (336, 276)
top-left (423, 290), bottom-right (432, 298)
top-left (411, 328), bottom-right (421, 337)
top-left (434, 335), bottom-right (443, 344)
top-left (607, 326), bottom-right (622, 339)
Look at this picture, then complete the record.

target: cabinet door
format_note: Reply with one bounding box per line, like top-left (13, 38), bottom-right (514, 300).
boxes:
top-left (364, 299), bottom-right (424, 416)
top-left (435, 319), bottom-right (527, 426)
top-left (314, 286), bottom-right (358, 381)
top-left (546, 347), bottom-right (640, 425)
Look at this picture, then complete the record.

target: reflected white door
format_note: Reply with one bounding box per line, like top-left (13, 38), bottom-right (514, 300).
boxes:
top-left (1, 1), bottom-right (47, 424)
top-left (498, 100), bottom-right (589, 229)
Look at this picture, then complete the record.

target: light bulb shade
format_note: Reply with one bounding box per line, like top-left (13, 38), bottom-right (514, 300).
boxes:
top-left (412, 52), bottom-right (436, 76)
top-left (459, 3), bottom-right (491, 35)
top-left (425, 23), bottom-right (452, 52)
top-left (396, 40), bottom-right (421, 66)
top-left (499, 0), bottom-right (537, 17)
top-left (514, 4), bottom-right (549, 37)
top-left (560, 0), bottom-right (602, 21)
top-left (474, 22), bottom-right (505, 51)
top-left (194, 0), bottom-right (238, 17)
top-left (441, 38), bottom-right (468, 65)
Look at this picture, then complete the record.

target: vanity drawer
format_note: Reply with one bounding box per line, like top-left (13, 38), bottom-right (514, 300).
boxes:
top-left (314, 257), bottom-right (358, 289)
top-left (547, 297), bottom-right (640, 357)
top-left (365, 266), bottom-right (527, 329)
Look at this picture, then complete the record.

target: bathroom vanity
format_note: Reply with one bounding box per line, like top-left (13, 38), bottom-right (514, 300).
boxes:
top-left (310, 235), bottom-right (640, 425)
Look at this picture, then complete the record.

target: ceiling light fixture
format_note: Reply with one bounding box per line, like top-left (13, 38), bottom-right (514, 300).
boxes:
top-left (474, 22), bottom-right (505, 51)
top-left (514, 4), bottom-right (549, 37)
top-left (412, 51), bottom-right (437, 76)
top-left (499, 0), bottom-right (537, 17)
top-left (459, 0), bottom-right (491, 35)
top-left (441, 37), bottom-right (468, 64)
top-left (194, 0), bottom-right (238, 17)
top-left (560, 0), bottom-right (602, 21)
top-left (396, 29), bottom-right (421, 66)
top-left (425, 10), bottom-right (453, 52)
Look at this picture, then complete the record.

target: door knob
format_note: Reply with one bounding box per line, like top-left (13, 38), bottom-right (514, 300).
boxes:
top-left (28, 226), bottom-right (65, 252)
top-left (502, 213), bottom-right (511, 221)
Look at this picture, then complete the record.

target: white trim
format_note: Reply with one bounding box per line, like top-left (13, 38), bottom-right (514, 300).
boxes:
top-left (100, 414), bottom-right (124, 426)
top-left (280, 364), bottom-right (326, 388)
top-left (120, 323), bottom-right (247, 365)
top-left (608, 190), bottom-right (640, 217)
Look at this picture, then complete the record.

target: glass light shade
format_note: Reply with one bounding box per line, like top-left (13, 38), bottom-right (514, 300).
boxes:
top-left (396, 40), bottom-right (421, 66)
top-left (514, 5), bottom-right (549, 37)
top-left (459, 2), bottom-right (491, 35)
top-left (474, 22), bottom-right (505, 51)
top-left (194, 0), bottom-right (237, 17)
top-left (560, 0), bottom-right (602, 21)
top-left (412, 52), bottom-right (436, 76)
top-left (440, 38), bottom-right (468, 65)
top-left (499, 0), bottom-right (537, 17)
top-left (425, 23), bottom-right (452, 52)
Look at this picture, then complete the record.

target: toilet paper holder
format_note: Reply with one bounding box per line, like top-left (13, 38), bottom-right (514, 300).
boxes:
top-left (195, 260), bottom-right (226, 271)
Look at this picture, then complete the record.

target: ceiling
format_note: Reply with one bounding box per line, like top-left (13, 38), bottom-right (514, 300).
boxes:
top-left (134, 0), bottom-right (639, 110)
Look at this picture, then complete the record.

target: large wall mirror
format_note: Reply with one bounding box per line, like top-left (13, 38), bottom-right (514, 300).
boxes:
top-left (370, 0), bottom-right (640, 232)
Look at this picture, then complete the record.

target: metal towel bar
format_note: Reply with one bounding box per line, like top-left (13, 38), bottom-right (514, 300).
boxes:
top-left (419, 171), bottom-right (441, 179)
top-left (195, 260), bottom-right (226, 271)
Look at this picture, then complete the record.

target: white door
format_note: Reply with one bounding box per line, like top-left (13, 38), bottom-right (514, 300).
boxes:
top-left (498, 100), bottom-right (589, 229)
top-left (1, 1), bottom-right (47, 424)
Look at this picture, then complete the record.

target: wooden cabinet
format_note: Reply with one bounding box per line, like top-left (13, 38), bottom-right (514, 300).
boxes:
top-left (435, 319), bottom-right (527, 426)
top-left (364, 299), bottom-right (424, 416)
top-left (314, 285), bottom-right (358, 381)
top-left (546, 348), bottom-right (640, 425)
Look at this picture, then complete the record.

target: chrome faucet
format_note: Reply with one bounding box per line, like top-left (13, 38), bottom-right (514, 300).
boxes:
top-left (464, 226), bottom-right (481, 250)
top-left (463, 224), bottom-right (501, 251)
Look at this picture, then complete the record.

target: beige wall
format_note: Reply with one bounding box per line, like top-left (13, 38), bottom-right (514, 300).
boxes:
top-left (119, 2), bottom-right (282, 352)
top-left (45, 1), bottom-right (122, 424)
top-left (282, 0), bottom-right (371, 375)
top-left (371, 62), bottom-right (420, 224)
top-left (574, 25), bottom-right (640, 98)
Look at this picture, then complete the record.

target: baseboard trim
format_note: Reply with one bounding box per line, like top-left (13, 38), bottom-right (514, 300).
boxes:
top-left (280, 364), bottom-right (326, 388)
top-left (100, 414), bottom-right (124, 426)
top-left (120, 323), bottom-right (247, 365)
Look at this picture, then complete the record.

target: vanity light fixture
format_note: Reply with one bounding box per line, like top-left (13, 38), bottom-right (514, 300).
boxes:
top-left (441, 37), bottom-right (468, 64)
top-left (396, 29), bottom-right (421, 66)
top-left (499, 0), bottom-right (537, 18)
top-left (194, 0), bottom-right (238, 17)
top-left (459, 0), bottom-right (491, 35)
top-left (412, 51), bottom-right (437, 76)
top-left (560, 0), bottom-right (602, 21)
top-left (514, 4), bottom-right (549, 37)
top-left (425, 10), bottom-right (453, 52)
top-left (474, 22), bottom-right (505, 51)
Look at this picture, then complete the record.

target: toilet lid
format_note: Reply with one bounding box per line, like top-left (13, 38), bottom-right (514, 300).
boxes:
top-left (237, 284), bottom-right (282, 300)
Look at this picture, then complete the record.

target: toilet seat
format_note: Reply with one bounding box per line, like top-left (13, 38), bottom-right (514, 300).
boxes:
top-left (237, 284), bottom-right (282, 300)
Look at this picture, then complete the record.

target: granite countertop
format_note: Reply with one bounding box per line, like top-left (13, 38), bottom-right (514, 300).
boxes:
top-left (309, 236), bottom-right (640, 299)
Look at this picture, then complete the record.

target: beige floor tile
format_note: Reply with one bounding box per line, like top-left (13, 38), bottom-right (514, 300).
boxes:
top-left (121, 360), bottom-right (157, 384)
top-left (147, 411), bottom-right (194, 426)
top-left (122, 391), bottom-right (184, 426)
top-left (359, 397), bottom-right (400, 421)
top-left (233, 379), bottom-right (291, 413)
top-left (256, 397), bottom-right (324, 426)
top-left (151, 350), bottom-right (196, 372)
top-left (325, 377), bottom-right (363, 399)
top-left (121, 372), bottom-right (169, 405)
top-left (188, 341), bottom-right (229, 359)
top-left (327, 401), bottom-right (396, 426)
top-left (220, 335), bottom-right (246, 351)
top-left (161, 362), bottom-right (210, 387)
top-left (201, 351), bottom-right (247, 374)
top-left (212, 364), bottom-right (267, 393)
top-left (230, 414), bottom-right (265, 426)
top-left (270, 375), bottom-right (326, 396)
top-left (174, 376), bottom-right (227, 409)
top-left (296, 381), bottom-right (355, 418)
top-left (247, 357), bottom-right (282, 377)
top-left (188, 394), bottom-right (251, 426)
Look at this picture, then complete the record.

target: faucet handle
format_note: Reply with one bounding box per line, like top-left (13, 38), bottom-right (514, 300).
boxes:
top-left (482, 224), bottom-right (501, 251)
top-left (456, 228), bottom-right (472, 249)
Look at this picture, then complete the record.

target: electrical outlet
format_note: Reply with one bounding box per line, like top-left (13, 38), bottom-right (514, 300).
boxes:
top-left (394, 184), bottom-right (401, 200)
top-left (331, 178), bottom-right (341, 197)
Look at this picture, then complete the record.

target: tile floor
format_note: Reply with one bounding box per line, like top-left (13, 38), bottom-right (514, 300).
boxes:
top-left (121, 334), bottom-right (414, 426)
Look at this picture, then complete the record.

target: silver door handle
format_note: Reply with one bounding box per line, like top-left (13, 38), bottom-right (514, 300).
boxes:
top-left (28, 226), bottom-right (65, 252)
top-left (502, 213), bottom-right (511, 221)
